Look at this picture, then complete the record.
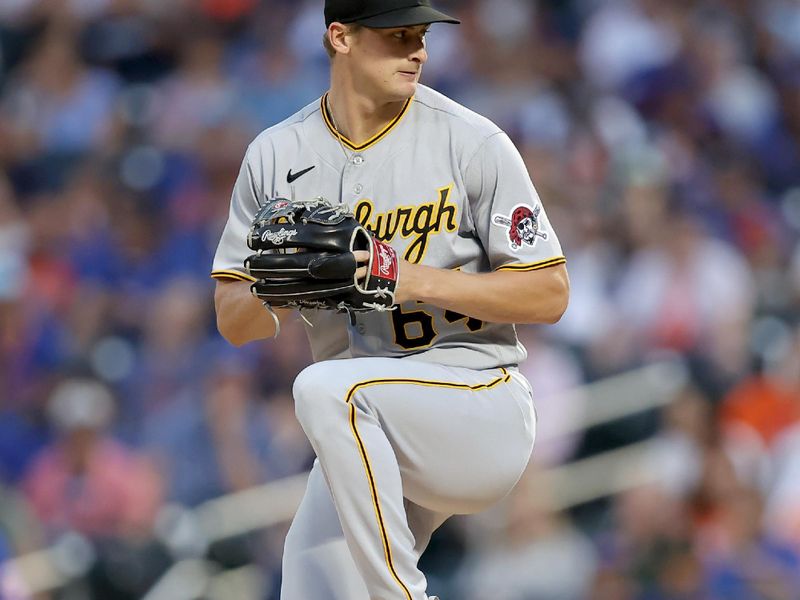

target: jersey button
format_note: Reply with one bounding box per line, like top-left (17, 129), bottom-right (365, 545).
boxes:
top-left (353, 184), bottom-right (363, 195)
top-left (352, 155), bottom-right (364, 165)
top-left (357, 324), bottom-right (366, 334)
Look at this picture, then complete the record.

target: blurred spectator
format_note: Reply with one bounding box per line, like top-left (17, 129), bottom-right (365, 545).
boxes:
top-left (23, 377), bottom-right (162, 538)
top-left (721, 370), bottom-right (800, 447)
top-left (21, 377), bottom-right (168, 599)
top-left (232, 37), bottom-right (325, 131)
top-left (613, 198), bottom-right (755, 395)
top-left (0, 25), bottom-right (119, 166)
top-left (579, 0), bottom-right (681, 93)
top-left (595, 484), bottom-right (706, 599)
top-left (458, 467), bottom-right (598, 600)
top-left (133, 279), bottom-right (224, 505)
top-left (152, 28), bottom-right (236, 151)
top-left (205, 360), bottom-right (314, 494)
top-left (701, 486), bottom-right (800, 599)
top-left (646, 385), bottom-right (714, 498)
top-left (720, 320), bottom-right (800, 456)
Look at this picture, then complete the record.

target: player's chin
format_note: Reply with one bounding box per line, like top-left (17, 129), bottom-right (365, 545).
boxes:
top-left (391, 76), bottom-right (419, 99)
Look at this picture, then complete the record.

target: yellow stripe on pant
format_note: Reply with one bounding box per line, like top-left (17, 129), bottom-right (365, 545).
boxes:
top-left (344, 368), bottom-right (511, 600)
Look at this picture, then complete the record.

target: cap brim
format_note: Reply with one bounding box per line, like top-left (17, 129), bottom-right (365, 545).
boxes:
top-left (355, 6), bottom-right (460, 28)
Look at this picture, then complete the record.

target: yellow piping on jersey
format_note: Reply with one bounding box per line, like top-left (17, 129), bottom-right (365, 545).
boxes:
top-left (496, 256), bottom-right (566, 272)
top-left (321, 93), bottom-right (413, 152)
top-left (344, 368), bottom-right (511, 600)
top-left (210, 269), bottom-right (257, 282)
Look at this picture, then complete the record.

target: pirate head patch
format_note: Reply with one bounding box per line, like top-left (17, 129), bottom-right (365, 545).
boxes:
top-left (493, 204), bottom-right (548, 251)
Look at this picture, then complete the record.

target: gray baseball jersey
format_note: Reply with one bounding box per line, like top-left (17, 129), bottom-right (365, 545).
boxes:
top-left (213, 84), bottom-right (565, 600)
top-left (212, 84), bottom-right (565, 367)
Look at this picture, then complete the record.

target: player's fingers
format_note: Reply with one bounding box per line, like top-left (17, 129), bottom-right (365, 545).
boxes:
top-left (353, 251), bottom-right (370, 282)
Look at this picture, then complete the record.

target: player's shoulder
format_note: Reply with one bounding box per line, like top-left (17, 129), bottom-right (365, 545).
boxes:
top-left (245, 97), bottom-right (322, 160)
top-left (413, 85), bottom-right (503, 141)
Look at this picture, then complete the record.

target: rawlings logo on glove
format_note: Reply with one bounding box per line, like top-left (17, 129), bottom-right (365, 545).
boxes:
top-left (261, 228), bottom-right (298, 245)
top-left (374, 239), bottom-right (398, 278)
top-left (245, 197), bottom-right (399, 313)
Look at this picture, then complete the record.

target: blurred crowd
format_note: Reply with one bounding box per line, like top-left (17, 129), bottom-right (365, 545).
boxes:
top-left (0, 0), bottom-right (799, 598)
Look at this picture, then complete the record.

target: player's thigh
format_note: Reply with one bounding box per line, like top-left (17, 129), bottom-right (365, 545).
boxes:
top-left (294, 358), bottom-right (536, 514)
top-left (282, 461), bottom-right (369, 600)
top-left (373, 362), bottom-right (535, 514)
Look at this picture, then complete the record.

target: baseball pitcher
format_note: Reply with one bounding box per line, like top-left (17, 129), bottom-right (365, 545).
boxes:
top-left (212, 1), bottom-right (570, 598)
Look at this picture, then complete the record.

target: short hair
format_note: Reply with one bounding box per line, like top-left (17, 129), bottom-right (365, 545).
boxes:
top-left (322, 23), bottom-right (363, 59)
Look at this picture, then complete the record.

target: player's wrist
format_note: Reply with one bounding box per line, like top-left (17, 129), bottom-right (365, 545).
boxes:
top-left (395, 261), bottom-right (435, 304)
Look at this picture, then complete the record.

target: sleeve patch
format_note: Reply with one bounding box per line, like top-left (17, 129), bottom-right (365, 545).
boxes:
top-left (492, 204), bottom-right (548, 252)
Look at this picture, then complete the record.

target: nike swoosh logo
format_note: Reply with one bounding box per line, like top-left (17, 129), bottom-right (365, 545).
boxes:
top-left (287, 165), bottom-right (315, 184)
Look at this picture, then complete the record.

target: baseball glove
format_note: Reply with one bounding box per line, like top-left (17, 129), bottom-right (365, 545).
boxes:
top-left (244, 197), bottom-right (399, 313)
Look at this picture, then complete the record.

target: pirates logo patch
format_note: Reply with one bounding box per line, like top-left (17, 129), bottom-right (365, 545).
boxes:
top-left (493, 204), bottom-right (548, 251)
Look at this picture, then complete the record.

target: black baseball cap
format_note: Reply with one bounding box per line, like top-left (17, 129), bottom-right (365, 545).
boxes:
top-left (325, 0), bottom-right (460, 28)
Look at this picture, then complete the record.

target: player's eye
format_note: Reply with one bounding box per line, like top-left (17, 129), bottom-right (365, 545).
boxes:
top-left (392, 28), bottom-right (427, 42)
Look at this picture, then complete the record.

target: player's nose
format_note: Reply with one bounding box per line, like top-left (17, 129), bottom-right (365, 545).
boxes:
top-left (410, 42), bottom-right (427, 64)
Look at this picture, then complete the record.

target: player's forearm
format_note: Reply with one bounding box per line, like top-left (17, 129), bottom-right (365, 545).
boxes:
top-left (397, 262), bottom-right (569, 324)
top-left (214, 280), bottom-right (288, 345)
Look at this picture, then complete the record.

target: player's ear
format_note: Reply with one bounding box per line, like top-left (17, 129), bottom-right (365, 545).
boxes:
top-left (328, 22), bottom-right (355, 56)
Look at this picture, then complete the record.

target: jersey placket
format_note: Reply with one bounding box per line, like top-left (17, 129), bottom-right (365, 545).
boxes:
top-left (340, 151), bottom-right (373, 339)
top-left (341, 152), bottom-right (367, 204)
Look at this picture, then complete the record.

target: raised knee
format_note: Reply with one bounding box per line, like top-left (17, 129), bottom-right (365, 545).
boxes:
top-left (293, 362), bottom-right (328, 426)
top-left (292, 362), bottom-right (352, 437)
top-left (293, 362), bottom-right (326, 405)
